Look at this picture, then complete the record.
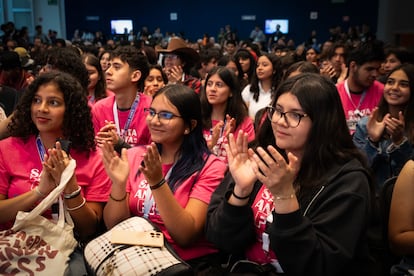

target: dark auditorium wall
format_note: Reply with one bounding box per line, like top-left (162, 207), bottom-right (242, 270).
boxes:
top-left (64, 0), bottom-right (379, 44)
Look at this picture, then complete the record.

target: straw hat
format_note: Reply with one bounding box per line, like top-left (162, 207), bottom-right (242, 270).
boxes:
top-left (157, 37), bottom-right (200, 65)
top-left (14, 47), bottom-right (34, 68)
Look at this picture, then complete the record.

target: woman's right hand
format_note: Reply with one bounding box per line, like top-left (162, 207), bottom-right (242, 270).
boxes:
top-left (366, 107), bottom-right (386, 142)
top-left (225, 130), bottom-right (257, 194)
top-left (100, 141), bottom-right (129, 187)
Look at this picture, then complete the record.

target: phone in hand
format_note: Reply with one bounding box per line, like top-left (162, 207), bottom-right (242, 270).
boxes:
top-left (55, 138), bottom-right (72, 155)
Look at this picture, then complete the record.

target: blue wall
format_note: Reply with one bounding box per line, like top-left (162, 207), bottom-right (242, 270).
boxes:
top-left (64, 0), bottom-right (379, 45)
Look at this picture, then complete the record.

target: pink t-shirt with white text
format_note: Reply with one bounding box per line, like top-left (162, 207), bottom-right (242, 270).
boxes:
top-left (336, 80), bottom-right (383, 134)
top-left (0, 135), bottom-right (111, 230)
top-left (125, 146), bottom-right (227, 260)
top-left (91, 93), bottom-right (152, 146)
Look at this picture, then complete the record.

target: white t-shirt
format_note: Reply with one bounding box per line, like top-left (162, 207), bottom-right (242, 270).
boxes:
top-left (242, 83), bottom-right (272, 119)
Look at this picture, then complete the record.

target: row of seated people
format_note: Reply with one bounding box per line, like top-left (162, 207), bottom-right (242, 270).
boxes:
top-left (0, 38), bottom-right (413, 275)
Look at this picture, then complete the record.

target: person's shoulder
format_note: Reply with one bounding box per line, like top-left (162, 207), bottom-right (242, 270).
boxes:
top-left (139, 93), bottom-right (152, 105)
top-left (91, 94), bottom-right (115, 111)
top-left (204, 153), bottom-right (227, 171)
top-left (370, 80), bottom-right (384, 92)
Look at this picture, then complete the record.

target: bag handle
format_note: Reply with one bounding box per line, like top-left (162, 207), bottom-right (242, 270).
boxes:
top-left (12, 159), bottom-right (76, 231)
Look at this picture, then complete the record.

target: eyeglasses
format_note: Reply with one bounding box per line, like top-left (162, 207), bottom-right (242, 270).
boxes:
top-left (144, 108), bottom-right (181, 123)
top-left (266, 106), bottom-right (308, 128)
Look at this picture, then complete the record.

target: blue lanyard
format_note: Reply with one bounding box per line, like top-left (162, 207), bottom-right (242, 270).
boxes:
top-left (112, 93), bottom-right (140, 138)
top-left (210, 118), bottom-right (226, 138)
top-left (143, 163), bottom-right (175, 219)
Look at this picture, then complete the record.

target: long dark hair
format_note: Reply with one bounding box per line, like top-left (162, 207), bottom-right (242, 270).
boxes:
top-left (82, 53), bottom-right (107, 102)
top-left (249, 52), bottom-right (283, 102)
top-left (9, 71), bottom-right (95, 152)
top-left (200, 66), bottom-right (248, 130)
top-left (152, 84), bottom-right (210, 191)
top-left (255, 73), bottom-right (367, 188)
top-left (376, 63), bottom-right (414, 143)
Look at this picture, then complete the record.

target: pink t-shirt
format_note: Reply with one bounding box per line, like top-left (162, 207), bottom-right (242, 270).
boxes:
top-left (0, 135), bottom-right (112, 230)
top-left (336, 80), bottom-right (384, 134)
top-left (87, 89), bottom-right (115, 107)
top-left (125, 146), bottom-right (227, 260)
top-left (91, 93), bottom-right (152, 147)
top-left (203, 117), bottom-right (255, 162)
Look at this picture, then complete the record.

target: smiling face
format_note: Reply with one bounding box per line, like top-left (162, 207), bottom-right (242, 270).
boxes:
top-left (146, 94), bottom-right (186, 148)
top-left (31, 83), bottom-right (65, 138)
top-left (271, 92), bottom-right (312, 157)
top-left (384, 69), bottom-right (410, 108)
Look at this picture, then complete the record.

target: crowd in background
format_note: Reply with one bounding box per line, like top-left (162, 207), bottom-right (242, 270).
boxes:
top-left (0, 19), bottom-right (414, 276)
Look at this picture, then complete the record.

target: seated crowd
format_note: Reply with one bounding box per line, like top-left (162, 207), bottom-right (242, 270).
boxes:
top-left (0, 21), bottom-right (414, 275)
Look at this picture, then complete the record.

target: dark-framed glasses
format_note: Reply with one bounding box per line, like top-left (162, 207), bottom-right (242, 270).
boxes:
top-left (144, 107), bottom-right (181, 124)
top-left (266, 106), bottom-right (308, 128)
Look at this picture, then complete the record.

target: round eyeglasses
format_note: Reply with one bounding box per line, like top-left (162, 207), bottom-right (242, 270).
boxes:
top-left (144, 108), bottom-right (182, 124)
top-left (266, 106), bottom-right (308, 128)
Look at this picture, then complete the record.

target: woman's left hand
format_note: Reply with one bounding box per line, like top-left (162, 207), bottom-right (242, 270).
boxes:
top-left (140, 143), bottom-right (164, 186)
top-left (250, 146), bottom-right (300, 196)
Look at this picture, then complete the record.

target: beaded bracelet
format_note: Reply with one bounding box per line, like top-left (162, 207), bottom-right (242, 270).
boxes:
top-left (63, 186), bottom-right (82, 199)
top-left (150, 179), bottom-right (166, 190)
top-left (232, 190), bottom-right (251, 200)
top-left (66, 197), bottom-right (86, 211)
top-left (109, 193), bottom-right (127, 202)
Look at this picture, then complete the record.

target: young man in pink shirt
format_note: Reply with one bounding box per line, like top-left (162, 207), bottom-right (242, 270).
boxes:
top-left (93, 46), bottom-right (152, 151)
top-left (336, 41), bottom-right (385, 134)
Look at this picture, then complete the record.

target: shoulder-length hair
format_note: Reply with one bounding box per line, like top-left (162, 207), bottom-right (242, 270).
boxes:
top-left (82, 53), bottom-right (107, 102)
top-left (249, 52), bottom-right (283, 102)
top-left (200, 66), bottom-right (248, 130)
top-left (255, 73), bottom-right (366, 188)
top-left (376, 63), bottom-right (414, 143)
top-left (152, 84), bottom-right (210, 191)
top-left (9, 71), bottom-right (95, 152)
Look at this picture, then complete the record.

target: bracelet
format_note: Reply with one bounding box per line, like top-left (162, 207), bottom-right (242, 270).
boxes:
top-left (232, 189), bottom-right (251, 200)
top-left (275, 194), bottom-right (295, 200)
top-left (66, 197), bottom-right (86, 211)
top-left (35, 186), bottom-right (47, 198)
top-left (109, 193), bottom-right (127, 202)
top-left (63, 186), bottom-right (82, 199)
top-left (150, 179), bottom-right (166, 190)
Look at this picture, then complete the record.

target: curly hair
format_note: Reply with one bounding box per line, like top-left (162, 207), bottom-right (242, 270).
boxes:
top-left (8, 71), bottom-right (95, 152)
top-left (40, 47), bottom-right (90, 90)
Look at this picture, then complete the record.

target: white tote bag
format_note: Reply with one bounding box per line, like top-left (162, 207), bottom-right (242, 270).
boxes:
top-left (0, 160), bottom-right (78, 275)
